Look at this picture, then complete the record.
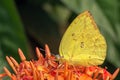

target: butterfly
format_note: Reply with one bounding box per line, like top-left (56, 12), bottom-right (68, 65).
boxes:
top-left (59, 11), bottom-right (107, 66)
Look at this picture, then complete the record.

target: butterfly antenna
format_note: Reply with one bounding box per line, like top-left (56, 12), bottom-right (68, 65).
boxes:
top-left (39, 48), bottom-right (45, 52)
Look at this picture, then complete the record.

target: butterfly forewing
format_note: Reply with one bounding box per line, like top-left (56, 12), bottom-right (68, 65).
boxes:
top-left (59, 11), bottom-right (107, 66)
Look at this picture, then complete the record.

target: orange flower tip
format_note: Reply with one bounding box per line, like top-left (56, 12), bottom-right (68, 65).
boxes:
top-left (35, 47), bottom-right (39, 50)
top-left (18, 48), bottom-right (26, 61)
top-left (6, 56), bottom-right (13, 66)
top-left (111, 68), bottom-right (120, 79)
top-left (6, 56), bottom-right (9, 60)
top-left (6, 56), bottom-right (18, 74)
top-left (36, 47), bottom-right (41, 58)
top-left (5, 56), bottom-right (17, 74)
top-left (30, 61), bottom-right (35, 70)
top-left (10, 57), bottom-right (19, 68)
top-left (45, 44), bottom-right (51, 57)
top-left (6, 56), bottom-right (9, 62)
top-left (3, 67), bottom-right (12, 77)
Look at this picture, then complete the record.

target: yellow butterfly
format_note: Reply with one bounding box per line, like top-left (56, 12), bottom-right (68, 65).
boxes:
top-left (59, 11), bottom-right (107, 66)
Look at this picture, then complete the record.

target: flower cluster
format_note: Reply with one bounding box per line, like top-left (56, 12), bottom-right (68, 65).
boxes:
top-left (0, 45), bottom-right (119, 80)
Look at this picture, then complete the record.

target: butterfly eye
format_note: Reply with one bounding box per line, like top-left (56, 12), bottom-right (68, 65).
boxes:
top-left (80, 42), bottom-right (84, 48)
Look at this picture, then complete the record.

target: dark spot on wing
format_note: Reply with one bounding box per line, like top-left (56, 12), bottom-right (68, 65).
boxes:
top-left (89, 56), bottom-right (91, 59)
top-left (80, 42), bottom-right (84, 48)
top-left (72, 33), bottom-right (75, 36)
top-left (72, 33), bottom-right (77, 41)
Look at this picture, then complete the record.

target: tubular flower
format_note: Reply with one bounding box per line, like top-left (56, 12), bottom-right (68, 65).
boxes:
top-left (0, 44), bottom-right (119, 80)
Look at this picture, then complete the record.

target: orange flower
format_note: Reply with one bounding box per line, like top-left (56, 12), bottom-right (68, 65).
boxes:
top-left (0, 44), bottom-right (119, 80)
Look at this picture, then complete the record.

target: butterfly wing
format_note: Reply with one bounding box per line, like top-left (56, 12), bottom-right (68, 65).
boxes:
top-left (59, 11), bottom-right (107, 66)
